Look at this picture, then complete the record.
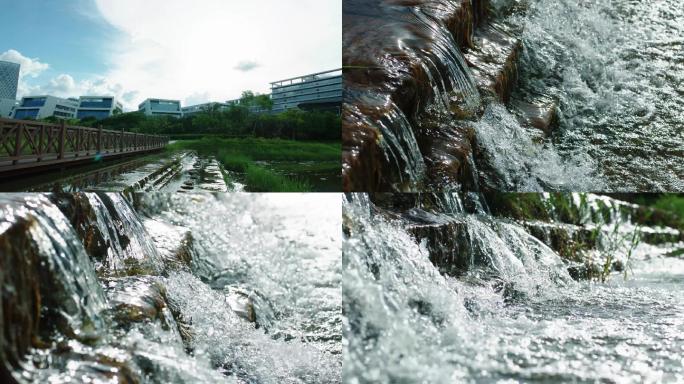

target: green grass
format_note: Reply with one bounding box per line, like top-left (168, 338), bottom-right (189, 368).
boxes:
top-left (168, 137), bottom-right (339, 192)
top-left (269, 160), bottom-right (340, 173)
top-left (652, 195), bottom-right (684, 222)
top-left (244, 166), bottom-right (310, 192)
top-left (168, 137), bottom-right (340, 161)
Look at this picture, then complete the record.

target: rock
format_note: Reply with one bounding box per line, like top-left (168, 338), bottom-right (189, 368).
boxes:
top-left (0, 195), bottom-right (107, 381)
top-left (403, 209), bottom-right (472, 276)
top-left (511, 96), bottom-right (559, 136)
top-left (143, 218), bottom-right (194, 271)
top-left (342, 0), bottom-right (486, 191)
top-left (225, 288), bottom-right (256, 323)
top-left (52, 192), bottom-right (164, 277)
top-left (105, 276), bottom-right (170, 325)
top-left (463, 22), bottom-right (522, 104)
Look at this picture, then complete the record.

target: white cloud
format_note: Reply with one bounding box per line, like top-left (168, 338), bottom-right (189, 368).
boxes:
top-left (27, 73), bottom-right (126, 102)
top-left (234, 61), bottom-right (260, 72)
top-left (93, 0), bottom-right (341, 110)
top-left (184, 91), bottom-right (212, 106)
top-left (0, 49), bottom-right (49, 78)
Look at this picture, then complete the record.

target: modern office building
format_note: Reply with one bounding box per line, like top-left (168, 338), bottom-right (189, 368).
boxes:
top-left (270, 68), bottom-right (342, 114)
top-left (12, 95), bottom-right (79, 120)
top-left (0, 60), bottom-right (20, 100)
top-left (0, 98), bottom-right (17, 118)
top-left (76, 96), bottom-right (123, 120)
top-left (138, 98), bottom-right (182, 118)
top-left (181, 101), bottom-right (229, 117)
top-left (225, 98), bottom-right (269, 115)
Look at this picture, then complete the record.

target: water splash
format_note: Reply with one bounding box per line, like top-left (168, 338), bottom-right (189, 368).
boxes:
top-left (475, 103), bottom-right (605, 191)
top-left (343, 193), bottom-right (684, 382)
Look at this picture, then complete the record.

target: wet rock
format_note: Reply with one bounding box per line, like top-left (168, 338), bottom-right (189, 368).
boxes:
top-left (125, 156), bottom-right (184, 193)
top-left (567, 262), bottom-right (602, 281)
top-left (105, 276), bottom-right (170, 325)
top-left (342, 101), bottom-right (403, 192)
top-left (403, 209), bottom-right (472, 276)
top-left (342, 0), bottom-right (485, 191)
top-left (417, 114), bottom-right (478, 189)
top-left (53, 193), bottom-right (164, 277)
top-left (0, 195), bottom-right (106, 380)
top-left (143, 218), bottom-right (195, 271)
top-left (511, 95), bottom-right (559, 136)
top-left (522, 222), bottom-right (597, 263)
top-left (464, 22), bottom-right (522, 103)
top-left (24, 344), bottom-right (142, 384)
top-left (225, 288), bottom-right (256, 323)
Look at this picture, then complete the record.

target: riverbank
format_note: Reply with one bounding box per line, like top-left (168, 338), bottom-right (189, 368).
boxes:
top-left (168, 138), bottom-right (341, 192)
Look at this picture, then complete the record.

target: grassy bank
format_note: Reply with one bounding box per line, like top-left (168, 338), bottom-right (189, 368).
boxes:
top-left (168, 138), bottom-right (340, 192)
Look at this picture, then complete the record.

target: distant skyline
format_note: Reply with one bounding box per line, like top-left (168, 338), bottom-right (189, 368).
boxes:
top-left (0, 0), bottom-right (341, 111)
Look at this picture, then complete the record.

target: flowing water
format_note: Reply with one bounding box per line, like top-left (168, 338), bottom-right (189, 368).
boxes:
top-left (343, 193), bottom-right (684, 383)
top-left (0, 193), bottom-right (341, 383)
top-left (344, 0), bottom-right (684, 191)
top-left (506, 0), bottom-right (684, 191)
top-left (0, 151), bottom-right (240, 193)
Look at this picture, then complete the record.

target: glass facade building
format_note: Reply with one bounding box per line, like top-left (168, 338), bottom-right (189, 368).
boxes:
top-left (0, 60), bottom-right (20, 100)
top-left (138, 98), bottom-right (182, 118)
top-left (77, 96), bottom-right (123, 120)
top-left (181, 102), bottom-right (229, 117)
top-left (12, 95), bottom-right (78, 120)
top-left (270, 69), bottom-right (342, 114)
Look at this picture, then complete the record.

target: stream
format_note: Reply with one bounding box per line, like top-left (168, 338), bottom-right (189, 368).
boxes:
top-left (342, 0), bottom-right (684, 191)
top-left (0, 193), bottom-right (341, 383)
top-left (343, 193), bottom-right (684, 383)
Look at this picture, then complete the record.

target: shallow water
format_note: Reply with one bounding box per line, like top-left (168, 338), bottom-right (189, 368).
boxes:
top-left (343, 194), bottom-right (684, 383)
top-left (143, 193), bottom-right (342, 382)
top-left (483, 0), bottom-right (684, 191)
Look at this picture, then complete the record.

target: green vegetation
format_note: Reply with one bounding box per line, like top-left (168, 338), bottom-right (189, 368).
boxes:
top-left (33, 90), bottom-right (341, 192)
top-left (168, 138), bottom-right (340, 192)
top-left (650, 195), bottom-right (684, 229)
top-left (74, 106), bottom-right (340, 141)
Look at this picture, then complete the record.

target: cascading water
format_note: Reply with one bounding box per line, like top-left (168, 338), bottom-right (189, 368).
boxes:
top-left (342, 0), bottom-right (684, 192)
top-left (140, 193), bottom-right (342, 383)
top-left (343, 0), bottom-right (482, 191)
top-left (513, 0), bottom-right (684, 191)
top-left (0, 193), bottom-right (341, 383)
top-left (343, 193), bottom-right (684, 383)
top-left (474, 103), bottom-right (605, 191)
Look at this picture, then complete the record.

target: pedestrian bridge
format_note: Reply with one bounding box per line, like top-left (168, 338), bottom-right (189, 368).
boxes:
top-left (0, 118), bottom-right (168, 176)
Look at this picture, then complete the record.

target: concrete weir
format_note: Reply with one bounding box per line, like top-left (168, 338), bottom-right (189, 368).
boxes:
top-left (343, 0), bottom-right (558, 191)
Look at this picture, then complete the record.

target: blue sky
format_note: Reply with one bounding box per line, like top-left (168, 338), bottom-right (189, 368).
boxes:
top-left (0, 0), bottom-right (341, 110)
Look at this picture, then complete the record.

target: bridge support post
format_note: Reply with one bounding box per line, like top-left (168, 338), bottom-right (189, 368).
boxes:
top-left (13, 124), bottom-right (22, 165)
top-left (97, 125), bottom-right (103, 154)
top-left (58, 120), bottom-right (65, 159)
top-left (37, 124), bottom-right (45, 162)
top-left (120, 128), bottom-right (124, 153)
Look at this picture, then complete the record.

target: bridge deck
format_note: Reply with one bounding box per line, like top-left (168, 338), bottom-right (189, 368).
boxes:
top-left (0, 118), bottom-right (168, 176)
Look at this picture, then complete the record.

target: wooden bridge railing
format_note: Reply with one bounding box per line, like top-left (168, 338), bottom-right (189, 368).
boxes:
top-left (0, 118), bottom-right (169, 173)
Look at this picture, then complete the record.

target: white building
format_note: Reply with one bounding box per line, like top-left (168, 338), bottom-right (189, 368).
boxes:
top-left (138, 98), bottom-right (182, 118)
top-left (0, 98), bottom-right (17, 118)
top-left (181, 102), bottom-right (229, 117)
top-left (12, 96), bottom-right (79, 120)
top-left (77, 96), bottom-right (123, 120)
top-left (270, 68), bottom-right (342, 114)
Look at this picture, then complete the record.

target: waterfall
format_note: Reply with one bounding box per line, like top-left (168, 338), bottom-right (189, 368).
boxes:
top-left (343, 192), bottom-right (684, 382)
top-left (343, 0), bottom-right (684, 191)
top-left (1, 193), bottom-right (341, 383)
